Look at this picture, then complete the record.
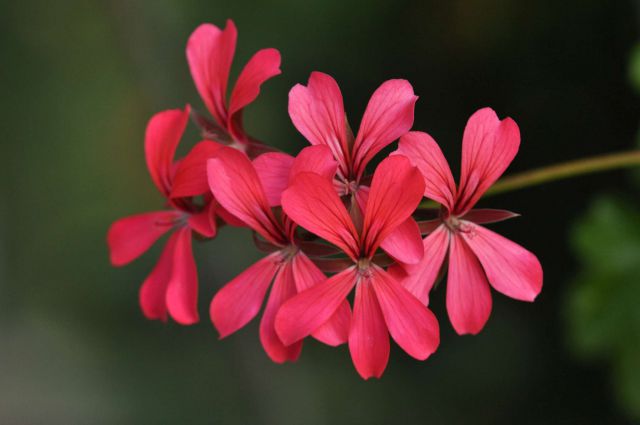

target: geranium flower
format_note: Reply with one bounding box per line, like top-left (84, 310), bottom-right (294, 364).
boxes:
top-left (206, 146), bottom-right (351, 363)
top-left (107, 106), bottom-right (221, 324)
top-left (286, 72), bottom-right (423, 264)
top-left (187, 19), bottom-right (281, 150)
top-left (275, 155), bottom-right (439, 379)
top-left (391, 108), bottom-right (543, 335)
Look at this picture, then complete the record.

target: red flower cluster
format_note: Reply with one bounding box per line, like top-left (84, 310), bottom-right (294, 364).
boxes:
top-left (108, 20), bottom-right (543, 379)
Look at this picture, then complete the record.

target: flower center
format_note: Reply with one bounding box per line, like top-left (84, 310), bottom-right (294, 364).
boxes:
top-left (343, 180), bottom-right (359, 196)
top-left (356, 258), bottom-right (372, 277)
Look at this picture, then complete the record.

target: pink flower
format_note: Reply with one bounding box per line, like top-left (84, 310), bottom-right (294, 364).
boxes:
top-left (107, 106), bottom-right (222, 324)
top-left (206, 146), bottom-right (351, 363)
top-left (391, 108), bottom-right (543, 335)
top-left (275, 155), bottom-right (439, 379)
top-left (187, 20), bottom-right (281, 149)
top-left (288, 72), bottom-right (423, 265)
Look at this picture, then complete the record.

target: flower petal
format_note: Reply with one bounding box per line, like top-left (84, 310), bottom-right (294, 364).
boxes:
top-left (291, 252), bottom-right (350, 346)
top-left (165, 227), bottom-right (199, 325)
top-left (145, 107), bottom-right (190, 197)
top-left (289, 145), bottom-right (338, 182)
top-left (186, 21), bottom-right (236, 126)
top-left (460, 222), bottom-right (543, 302)
top-left (282, 172), bottom-right (360, 260)
top-left (139, 231), bottom-right (179, 321)
top-left (187, 200), bottom-right (217, 238)
top-left (259, 263), bottom-right (303, 363)
top-left (362, 155), bottom-right (425, 257)
top-left (399, 224), bottom-right (450, 305)
top-left (207, 147), bottom-right (285, 245)
top-left (461, 208), bottom-right (520, 225)
top-left (275, 267), bottom-right (357, 346)
top-left (380, 217), bottom-right (424, 265)
top-left (171, 141), bottom-right (224, 198)
top-left (288, 72), bottom-right (350, 175)
top-left (372, 267), bottom-right (440, 360)
top-left (352, 79), bottom-right (417, 177)
top-left (107, 211), bottom-right (181, 266)
top-left (396, 131), bottom-right (456, 210)
top-left (210, 252), bottom-right (281, 337)
top-left (228, 48), bottom-right (282, 142)
top-left (447, 233), bottom-right (492, 335)
top-left (349, 279), bottom-right (389, 380)
top-left (455, 108), bottom-right (520, 214)
top-left (252, 152), bottom-right (295, 207)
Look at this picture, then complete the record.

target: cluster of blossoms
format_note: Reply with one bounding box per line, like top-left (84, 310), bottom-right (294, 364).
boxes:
top-left (108, 20), bottom-right (543, 379)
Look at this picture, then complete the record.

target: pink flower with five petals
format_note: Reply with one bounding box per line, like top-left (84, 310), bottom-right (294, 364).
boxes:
top-left (391, 108), bottom-right (543, 335)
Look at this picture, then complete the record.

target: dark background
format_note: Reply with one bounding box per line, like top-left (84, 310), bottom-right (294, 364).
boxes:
top-left (1, 0), bottom-right (639, 423)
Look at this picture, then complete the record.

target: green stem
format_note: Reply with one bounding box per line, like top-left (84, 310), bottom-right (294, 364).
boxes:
top-left (485, 150), bottom-right (640, 197)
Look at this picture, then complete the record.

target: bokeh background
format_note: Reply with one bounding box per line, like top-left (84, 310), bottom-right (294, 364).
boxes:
top-left (2, 0), bottom-right (639, 424)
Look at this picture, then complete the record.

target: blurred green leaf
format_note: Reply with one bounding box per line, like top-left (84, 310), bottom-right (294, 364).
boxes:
top-left (629, 43), bottom-right (640, 94)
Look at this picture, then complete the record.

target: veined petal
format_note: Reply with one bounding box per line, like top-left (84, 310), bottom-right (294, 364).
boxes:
top-left (400, 225), bottom-right (450, 305)
top-left (228, 48), bottom-right (282, 141)
top-left (187, 200), bottom-right (217, 238)
top-left (253, 152), bottom-right (295, 207)
top-left (371, 267), bottom-right (439, 360)
top-left (288, 72), bottom-right (350, 174)
top-left (292, 252), bottom-right (350, 346)
top-left (260, 263), bottom-right (303, 363)
top-left (353, 79), bottom-right (417, 177)
top-left (460, 222), bottom-right (543, 302)
top-left (275, 266), bottom-right (357, 346)
top-left (145, 107), bottom-right (190, 197)
top-left (210, 252), bottom-right (281, 337)
top-left (207, 147), bottom-right (286, 245)
top-left (186, 21), bottom-right (236, 126)
top-left (165, 227), bottom-right (199, 325)
top-left (108, 211), bottom-right (181, 266)
top-left (362, 155), bottom-right (425, 257)
top-left (396, 131), bottom-right (456, 210)
top-left (461, 208), bottom-right (520, 225)
top-left (455, 108), bottom-right (520, 214)
top-left (380, 217), bottom-right (424, 265)
top-left (282, 172), bottom-right (360, 260)
top-left (447, 233), bottom-right (492, 335)
top-left (289, 145), bottom-right (338, 182)
top-left (139, 230), bottom-right (180, 321)
top-left (349, 278), bottom-right (389, 380)
top-left (171, 141), bottom-right (224, 198)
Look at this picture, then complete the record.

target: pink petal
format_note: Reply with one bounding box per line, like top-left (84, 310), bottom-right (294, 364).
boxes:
top-left (399, 224), bottom-right (450, 305)
top-left (288, 72), bottom-right (350, 175)
top-left (139, 231), bottom-right (180, 321)
top-left (186, 21), bottom-right (236, 126)
top-left (349, 279), bottom-right (389, 380)
top-left (352, 79), bottom-right (417, 178)
top-left (396, 131), bottom-right (456, 210)
top-left (275, 267), bottom-right (357, 346)
top-left (228, 48), bottom-right (282, 142)
top-left (252, 152), bottom-right (295, 207)
top-left (361, 155), bottom-right (425, 258)
top-left (171, 141), bottom-right (224, 198)
top-left (210, 252), bottom-right (281, 337)
top-left (291, 252), bottom-right (350, 346)
top-left (207, 147), bottom-right (286, 246)
top-left (371, 267), bottom-right (439, 360)
top-left (144, 107), bottom-right (190, 197)
top-left (447, 233), bottom-right (492, 335)
top-left (187, 200), bottom-right (217, 238)
top-left (460, 222), bottom-right (543, 302)
top-left (165, 227), bottom-right (199, 325)
top-left (107, 211), bottom-right (181, 266)
top-left (380, 217), bottom-right (424, 265)
top-left (282, 172), bottom-right (360, 260)
top-left (461, 208), bottom-right (520, 225)
top-left (289, 145), bottom-right (338, 182)
top-left (259, 263), bottom-right (303, 363)
top-left (455, 108), bottom-right (520, 214)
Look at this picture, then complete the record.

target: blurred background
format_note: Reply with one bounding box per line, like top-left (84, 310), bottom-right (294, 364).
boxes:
top-left (1, 0), bottom-right (639, 423)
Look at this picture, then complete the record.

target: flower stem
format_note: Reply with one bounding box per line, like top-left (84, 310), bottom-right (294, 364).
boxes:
top-left (485, 150), bottom-right (640, 197)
